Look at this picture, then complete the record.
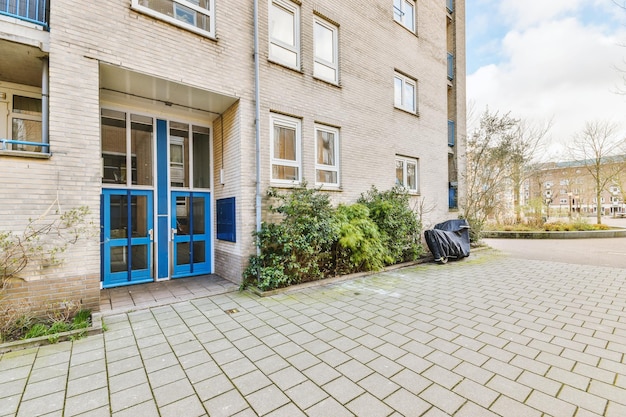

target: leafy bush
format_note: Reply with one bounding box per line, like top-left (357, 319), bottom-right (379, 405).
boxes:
top-left (334, 204), bottom-right (390, 273)
top-left (244, 184), bottom-right (424, 291)
top-left (243, 185), bottom-right (339, 291)
top-left (358, 186), bottom-right (423, 264)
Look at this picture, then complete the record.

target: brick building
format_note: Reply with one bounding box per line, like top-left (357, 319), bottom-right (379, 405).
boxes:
top-left (525, 158), bottom-right (626, 218)
top-left (0, 0), bottom-right (466, 313)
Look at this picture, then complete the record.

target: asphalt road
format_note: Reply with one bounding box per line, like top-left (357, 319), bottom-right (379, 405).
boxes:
top-left (483, 217), bottom-right (626, 269)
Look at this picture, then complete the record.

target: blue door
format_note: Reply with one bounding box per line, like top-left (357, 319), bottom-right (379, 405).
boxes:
top-left (171, 191), bottom-right (211, 277)
top-left (102, 189), bottom-right (154, 288)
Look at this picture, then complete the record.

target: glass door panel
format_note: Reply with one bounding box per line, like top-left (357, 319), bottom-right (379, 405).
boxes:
top-left (171, 191), bottom-right (211, 277)
top-left (102, 189), bottom-right (154, 288)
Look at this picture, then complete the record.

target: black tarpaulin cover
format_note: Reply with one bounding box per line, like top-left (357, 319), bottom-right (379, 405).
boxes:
top-left (424, 219), bottom-right (470, 263)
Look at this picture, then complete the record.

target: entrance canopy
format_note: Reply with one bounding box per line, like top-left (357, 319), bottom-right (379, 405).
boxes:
top-left (99, 64), bottom-right (238, 121)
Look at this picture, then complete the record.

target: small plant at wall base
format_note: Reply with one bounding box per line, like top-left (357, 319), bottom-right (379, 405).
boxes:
top-left (0, 202), bottom-right (92, 343)
top-left (243, 184), bottom-right (423, 291)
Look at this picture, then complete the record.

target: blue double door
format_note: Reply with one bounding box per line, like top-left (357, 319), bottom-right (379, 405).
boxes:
top-left (101, 117), bottom-right (212, 288)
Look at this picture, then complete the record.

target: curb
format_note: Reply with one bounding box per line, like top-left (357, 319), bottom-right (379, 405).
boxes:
top-left (482, 229), bottom-right (626, 239)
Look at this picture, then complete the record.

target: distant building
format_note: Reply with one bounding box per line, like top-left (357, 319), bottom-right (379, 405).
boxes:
top-left (1, 0), bottom-right (466, 314)
top-left (525, 158), bottom-right (626, 218)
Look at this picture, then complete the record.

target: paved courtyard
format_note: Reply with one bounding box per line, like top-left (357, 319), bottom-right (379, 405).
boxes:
top-left (1, 250), bottom-right (626, 416)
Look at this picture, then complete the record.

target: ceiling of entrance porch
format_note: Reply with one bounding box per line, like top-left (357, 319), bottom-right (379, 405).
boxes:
top-left (99, 64), bottom-right (238, 118)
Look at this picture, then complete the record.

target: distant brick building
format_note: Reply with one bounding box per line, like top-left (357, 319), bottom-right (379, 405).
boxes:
top-left (525, 159), bottom-right (626, 218)
top-left (1, 0), bottom-right (466, 313)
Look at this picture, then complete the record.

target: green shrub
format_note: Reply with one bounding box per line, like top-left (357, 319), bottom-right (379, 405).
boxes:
top-left (334, 204), bottom-right (391, 272)
top-left (358, 186), bottom-right (423, 264)
top-left (243, 185), bottom-right (424, 291)
top-left (243, 184), bottom-right (339, 291)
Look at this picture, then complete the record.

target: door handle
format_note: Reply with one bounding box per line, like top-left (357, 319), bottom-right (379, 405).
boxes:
top-left (171, 228), bottom-right (177, 240)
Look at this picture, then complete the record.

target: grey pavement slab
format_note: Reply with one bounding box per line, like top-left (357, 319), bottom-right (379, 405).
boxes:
top-left (2, 250), bottom-right (626, 416)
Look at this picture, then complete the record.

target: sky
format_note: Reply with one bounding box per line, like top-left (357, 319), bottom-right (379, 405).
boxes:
top-left (466, 0), bottom-right (626, 160)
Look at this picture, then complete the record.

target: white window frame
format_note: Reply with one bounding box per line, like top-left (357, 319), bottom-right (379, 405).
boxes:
top-left (393, 0), bottom-right (415, 32)
top-left (314, 124), bottom-right (340, 187)
top-left (313, 17), bottom-right (339, 84)
top-left (394, 72), bottom-right (417, 113)
top-left (270, 113), bottom-right (301, 184)
top-left (395, 155), bottom-right (419, 193)
top-left (131, 0), bottom-right (216, 38)
top-left (269, 0), bottom-right (301, 70)
top-left (5, 90), bottom-right (44, 153)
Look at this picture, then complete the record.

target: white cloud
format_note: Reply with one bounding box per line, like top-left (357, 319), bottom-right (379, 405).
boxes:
top-left (467, 16), bottom-right (626, 160)
top-left (498, 0), bottom-right (583, 29)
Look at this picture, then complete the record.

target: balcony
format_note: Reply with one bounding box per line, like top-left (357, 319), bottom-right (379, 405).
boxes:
top-left (447, 52), bottom-right (454, 81)
top-left (447, 0), bottom-right (453, 13)
top-left (448, 120), bottom-right (455, 146)
top-left (0, 0), bottom-right (49, 28)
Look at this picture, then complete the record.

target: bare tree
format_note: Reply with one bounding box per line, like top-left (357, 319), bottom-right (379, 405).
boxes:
top-left (461, 109), bottom-right (518, 238)
top-left (567, 120), bottom-right (626, 224)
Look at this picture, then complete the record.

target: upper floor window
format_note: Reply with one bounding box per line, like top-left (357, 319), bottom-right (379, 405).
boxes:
top-left (131, 0), bottom-right (215, 38)
top-left (269, 0), bottom-right (300, 69)
top-left (394, 72), bottom-right (417, 113)
top-left (393, 0), bottom-right (415, 32)
top-left (315, 124), bottom-right (340, 187)
top-left (313, 17), bottom-right (339, 84)
top-left (270, 113), bottom-right (301, 183)
top-left (396, 155), bottom-right (419, 192)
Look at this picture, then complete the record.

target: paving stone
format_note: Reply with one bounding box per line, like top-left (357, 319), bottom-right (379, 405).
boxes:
top-left (159, 394), bottom-right (206, 417)
top-left (110, 382), bottom-right (154, 413)
top-left (264, 403), bottom-right (307, 417)
top-left (153, 378), bottom-right (195, 407)
top-left (346, 392), bottom-right (394, 417)
top-left (285, 380), bottom-right (328, 409)
top-left (557, 385), bottom-right (607, 415)
top-left (268, 366), bottom-right (307, 390)
top-left (419, 383), bottom-right (465, 415)
top-left (303, 361), bottom-right (341, 385)
top-left (111, 400), bottom-right (158, 417)
top-left (194, 373), bottom-right (235, 402)
top-left (232, 369), bottom-right (272, 396)
top-left (382, 388), bottom-right (431, 417)
top-left (108, 368), bottom-right (149, 394)
top-left (306, 397), bottom-right (353, 417)
top-left (64, 387), bottom-right (109, 416)
top-left (453, 379), bottom-right (499, 408)
top-left (16, 391), bottom-right (65, 417)
top-left (358, 372), bottom-right (400, 400)
top-left (526, 390), bottom-right (577, 417)
top-left (245, 385), bottom-right (291, 416)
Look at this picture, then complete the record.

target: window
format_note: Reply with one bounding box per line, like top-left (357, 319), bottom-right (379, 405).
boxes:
top-left (314, 18), bottom-right (339, 83)
top-left (131, 0), bottom-right (215, 38)
top-left (559, 198), bottom-right (568, 205)
top-left (393, 0), bottom-right (415, 32)
top-left (270, 114), bottom-right (301, 183)
top-left (315, 125), bottom-right (340, 186)
top-left (395, 156), bottom-right (418, 192)
top-left (394, 72), bottom-right (417, 113)
top-left (269, 0), bottom-right (300, 69)
top-left (9, 95), bottom-right (43, 152)
top-left (101, 109), bottom-right (154, 187)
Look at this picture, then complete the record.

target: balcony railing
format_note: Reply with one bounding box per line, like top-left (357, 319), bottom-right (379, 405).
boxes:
top-left (448, 120), bottom-right (455, 146)
top-left (0, 0), bottom-right (49, 28)
top-left (447, 0), bottom-right (453, 13)
top-left (447, 52), bottom-right (454, 81)
top-left (1, 138), bottom-right (49, 152)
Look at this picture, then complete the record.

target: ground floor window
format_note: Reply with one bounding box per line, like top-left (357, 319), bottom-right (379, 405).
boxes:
top-left (270, 113), bottom-right (301, 183)
top-left (315, 124), bottom-right (340, 186)
top-left (396, 155), bottom-right (418, 192)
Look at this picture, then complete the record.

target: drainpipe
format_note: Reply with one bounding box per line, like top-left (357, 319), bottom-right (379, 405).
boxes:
top-left (42, 57), bottom-right (49, 150)
top-left (253, 0), bottom-right (262, 282)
